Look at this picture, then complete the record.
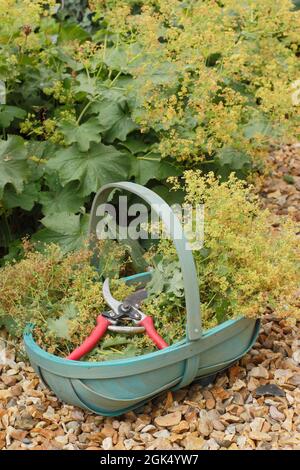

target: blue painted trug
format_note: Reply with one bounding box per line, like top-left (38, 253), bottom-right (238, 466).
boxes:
top-left (24, 182), bottom-right (260, 416)
top-left (24, 313), bottom-right (259, 416)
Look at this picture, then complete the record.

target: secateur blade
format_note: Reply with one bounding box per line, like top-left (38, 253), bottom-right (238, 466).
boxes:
top-left (103, 278), bottom-right (148, 334)
top-left (102, 278), bottom-right (148, 311)
top-left (123, 287), bottom-right (148, 308)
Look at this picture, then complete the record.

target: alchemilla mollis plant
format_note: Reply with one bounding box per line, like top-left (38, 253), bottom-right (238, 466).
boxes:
top-left (0, 0), bottom-right (299, 258)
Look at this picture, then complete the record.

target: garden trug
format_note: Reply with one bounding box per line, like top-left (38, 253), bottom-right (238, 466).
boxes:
top-left (24, 182), bottom-right (260, 416)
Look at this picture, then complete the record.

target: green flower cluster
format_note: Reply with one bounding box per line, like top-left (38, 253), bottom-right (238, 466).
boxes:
top-left (0, 0), bottom-right (299, 258)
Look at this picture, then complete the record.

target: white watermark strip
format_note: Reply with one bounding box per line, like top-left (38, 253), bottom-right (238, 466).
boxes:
top-left (94, 198), bottom-right (204, 251)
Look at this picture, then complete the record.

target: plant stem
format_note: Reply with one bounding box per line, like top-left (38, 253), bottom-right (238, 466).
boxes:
top-left (76, 93), bottom-right (101, 124)
top-left (137, 156), bottom-right (159, 162)
top-left (109, 70), bottom-right (122, 88)
top-left (200, 159), bottom-right (215, 164)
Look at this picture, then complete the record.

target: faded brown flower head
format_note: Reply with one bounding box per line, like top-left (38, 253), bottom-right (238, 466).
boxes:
top-left (22, 25), bottom-right (32, 36)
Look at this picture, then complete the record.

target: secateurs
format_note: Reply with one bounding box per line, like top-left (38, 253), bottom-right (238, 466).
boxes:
top-left (67, 278), bottom-right (168, 360)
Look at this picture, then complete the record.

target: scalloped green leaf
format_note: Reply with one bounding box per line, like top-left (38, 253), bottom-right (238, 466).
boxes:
top-left (243, 116), bottom-right (272, 139)
top-left (58, 23), bottom-right (89, 43)
top-left (91, 99), bottom-right (137, 143)
top-left (41, 212), bottom-right (84, 235)
top-left (59, 118), bottom-right (102, 152)
top-left (0, 105), bottom-right (26, 128)
top-left (0, 135), bottom-right (28, 198)
top-left (34, 213), bottom-right (90, 253)
top-left (133, 153), bottom-right (181, 185)
top-left (216, 147), bottom-right (251, 178)
top-left (47, 303), bottom-right (78, 340)
top-left (74, 73), bottom-right (98, 97)
top-left (3, 181), bottom-right (40, 211)
top-left (47, 142), bottom-right (131, 196)
top-left (217, 147), bottom-right (250, 169)
top-left (39, 180), bottom-right (86, 216)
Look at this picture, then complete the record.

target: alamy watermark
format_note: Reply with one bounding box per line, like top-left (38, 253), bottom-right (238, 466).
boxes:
top-left (0, 81), bottom-right (6, 104)
top-left (292, 79), bottom-right (300, 106)
top-left (94, 196), bottom-right (204, 251)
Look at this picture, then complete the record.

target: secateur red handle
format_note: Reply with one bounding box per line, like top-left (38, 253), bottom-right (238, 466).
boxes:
top-left (67, 315), bottom-right (110, 361)
top-left (138, 316), bottom-right (168, 350)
